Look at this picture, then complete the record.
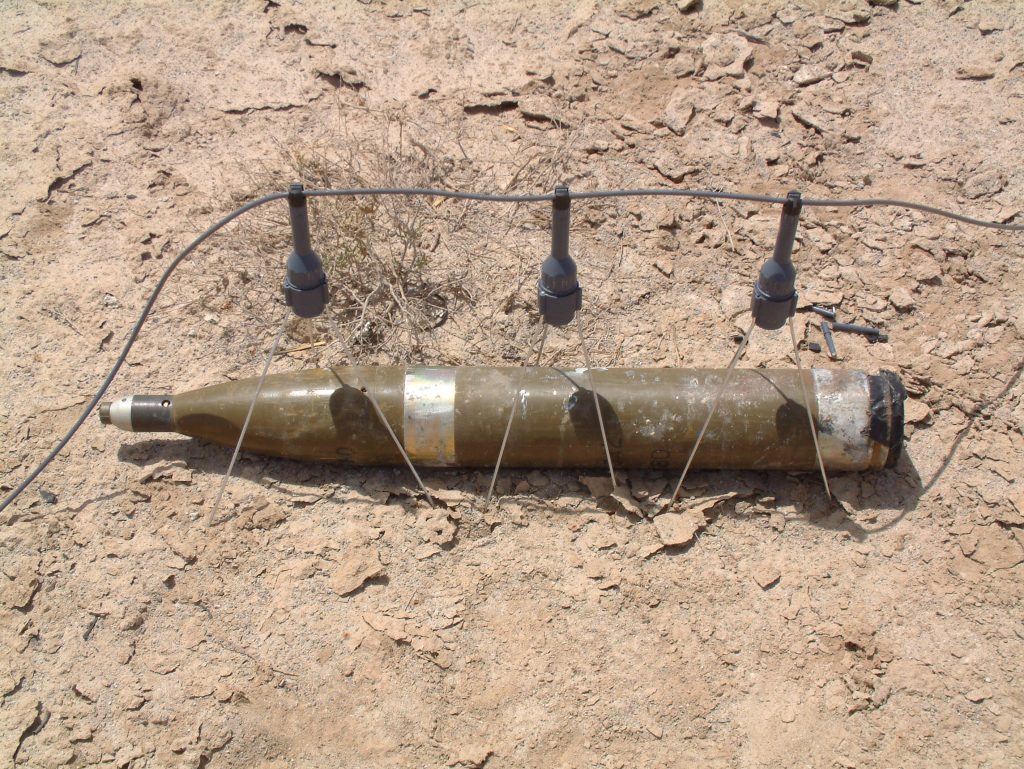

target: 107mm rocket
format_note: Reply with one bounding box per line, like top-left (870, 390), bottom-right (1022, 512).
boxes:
top-left (99, 366), bottom-right (904, 472)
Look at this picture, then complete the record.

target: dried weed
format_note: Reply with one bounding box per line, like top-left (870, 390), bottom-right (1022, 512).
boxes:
top-left (223, 108), bottom-right (586, 366)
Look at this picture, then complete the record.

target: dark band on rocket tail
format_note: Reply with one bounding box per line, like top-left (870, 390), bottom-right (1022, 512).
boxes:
top-left (876, 370), bottom-right (905, 468)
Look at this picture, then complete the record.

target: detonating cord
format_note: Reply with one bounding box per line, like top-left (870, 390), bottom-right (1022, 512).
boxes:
top-left (800, 197), bottom-right (1024, 231)
top-left (1, 183), bottom-right (1021, 516)
top-left (207, 314), bottom-right (289, 526)
top-left (788, 317), bottom-right (831, 501)
top-left (577, 320), bottom-right (617, 489)
top-left (670, 319), bottom-right (757, 504)
top-left (0, 191), bottom-right (288, 517)
top-left (305, 187), bottom-right (1024, 230)
top-left (485, 320), bottom-right (548, 505)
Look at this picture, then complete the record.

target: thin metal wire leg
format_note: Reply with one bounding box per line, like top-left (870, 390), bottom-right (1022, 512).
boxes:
top-left (576, 320), bottom-right (617, 487)
top-left (207, 314), bottom-right (290, 526)
top-left (788, 317), bottom-right (832, 500)
top-left (670, 319), bottom-right (756, 503)
top-left (485, 321), bottom-right (548, 505)
top-left (326, 316), bottom-right (435, 507)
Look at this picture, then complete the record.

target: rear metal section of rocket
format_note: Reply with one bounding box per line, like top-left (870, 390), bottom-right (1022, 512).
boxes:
top-left (98, 367), bottom-right (904, 471)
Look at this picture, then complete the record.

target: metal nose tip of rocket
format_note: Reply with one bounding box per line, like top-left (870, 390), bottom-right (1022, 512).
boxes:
top-left (98, 395), bottom-right (175, 432)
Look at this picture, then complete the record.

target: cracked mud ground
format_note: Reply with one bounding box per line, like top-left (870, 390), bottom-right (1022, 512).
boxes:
top-left (1, 1), bottom-right (1023, 767)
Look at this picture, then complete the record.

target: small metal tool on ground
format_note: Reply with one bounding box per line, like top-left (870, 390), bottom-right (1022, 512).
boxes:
top-left (821, 321), bottom-right (838, 360)
top-left (832, 322), bottom-right (888, 343)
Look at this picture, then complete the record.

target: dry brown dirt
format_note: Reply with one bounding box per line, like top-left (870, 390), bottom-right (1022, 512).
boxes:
top-left (2, 1), bottom-right (1024, 767)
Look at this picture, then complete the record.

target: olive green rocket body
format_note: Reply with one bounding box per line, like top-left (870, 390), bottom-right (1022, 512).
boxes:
top-left (99, 367), bottom-right (904, 471)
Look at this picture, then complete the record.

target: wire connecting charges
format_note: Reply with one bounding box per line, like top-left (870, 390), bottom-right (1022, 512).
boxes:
top-left (1, 184), bottom-right (1021, 516)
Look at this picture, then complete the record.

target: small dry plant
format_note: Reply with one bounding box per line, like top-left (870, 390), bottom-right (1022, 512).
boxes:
top-left (223, 108), bottom-right (588, 366)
